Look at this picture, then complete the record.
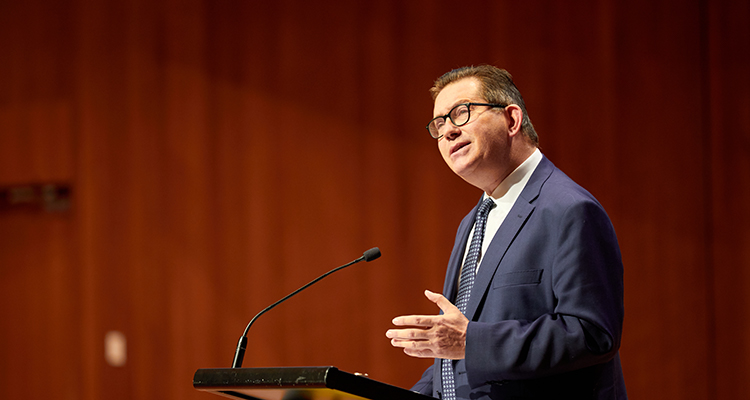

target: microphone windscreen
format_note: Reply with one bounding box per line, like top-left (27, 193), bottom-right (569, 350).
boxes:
top-left (363, 247), bottom-right (381, 262)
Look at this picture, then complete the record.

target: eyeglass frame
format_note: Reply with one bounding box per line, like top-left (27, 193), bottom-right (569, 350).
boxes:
top-left (426, 102), bottom-right (507, 139)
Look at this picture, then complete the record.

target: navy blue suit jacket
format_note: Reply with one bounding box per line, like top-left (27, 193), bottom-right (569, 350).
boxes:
top-left (412, 156), bottom-right (626, 399)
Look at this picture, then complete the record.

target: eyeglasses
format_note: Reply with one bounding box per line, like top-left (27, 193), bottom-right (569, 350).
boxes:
top-left (426, 102), bottom-right (507, 139)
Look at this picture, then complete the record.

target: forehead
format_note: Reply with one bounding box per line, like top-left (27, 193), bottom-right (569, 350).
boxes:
top-left (433, 78), bottom-right (482, 115)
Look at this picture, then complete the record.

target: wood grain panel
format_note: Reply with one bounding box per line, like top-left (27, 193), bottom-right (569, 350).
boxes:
top-left (0, 210), bottom-right (82, 400)
top-left (1, 1), bottom-right (749, 400)
top-left (709, 0), bottom-right (750, 398)
top-left (0, 1), bottom-right (80, 399)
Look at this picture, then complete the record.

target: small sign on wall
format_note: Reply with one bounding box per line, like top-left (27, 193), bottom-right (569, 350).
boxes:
top-left (0, 183), bottom-right (70, 212)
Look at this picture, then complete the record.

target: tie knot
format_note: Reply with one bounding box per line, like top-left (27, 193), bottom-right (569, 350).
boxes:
top-left (478, 197), bottom-right (495, 217)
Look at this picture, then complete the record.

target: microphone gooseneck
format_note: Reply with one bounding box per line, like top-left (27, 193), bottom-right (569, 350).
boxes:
top-left (231, 247), bottom-right (381, 368)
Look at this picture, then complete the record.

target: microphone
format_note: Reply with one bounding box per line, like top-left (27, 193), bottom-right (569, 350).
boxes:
top-left (231, 247), bottom-right (382, 368)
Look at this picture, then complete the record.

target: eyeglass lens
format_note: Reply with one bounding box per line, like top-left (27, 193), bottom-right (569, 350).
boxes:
top-left (428, 104), bottom-right (471, 138)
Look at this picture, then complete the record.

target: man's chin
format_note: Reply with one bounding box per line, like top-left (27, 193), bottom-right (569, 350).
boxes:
top-left (448, 156), bottom-right (475, 174)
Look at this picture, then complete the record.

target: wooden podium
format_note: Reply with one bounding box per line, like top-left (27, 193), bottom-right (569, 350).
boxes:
top-left (193, 366), bottom-right (434, 400)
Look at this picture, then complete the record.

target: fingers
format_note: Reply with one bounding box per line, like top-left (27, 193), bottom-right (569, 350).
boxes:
top-left (387, 324), bottom-right (466, 360)
top-left (386, 289), bottom-right (468, 360)
top-left (391, 290), bottom-right (456, 327)
top-left (391, 341), bottom-right (438, 358)
top-left (424, 290), bottom-right (459, 314)
top-left (387, 327), bottom-right (437, 358)
top-left (385, 328), bottom-right (430, 340)
top-left (402, 348), bottom-right (437, 358)
top-left (389, 338), bottom-right (437, 358)
top-left (391, 315), bottom-right (438, 327)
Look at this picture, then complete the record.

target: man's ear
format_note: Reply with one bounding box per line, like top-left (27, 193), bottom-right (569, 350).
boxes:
top-left (505, 104), bottom-right (524, 137)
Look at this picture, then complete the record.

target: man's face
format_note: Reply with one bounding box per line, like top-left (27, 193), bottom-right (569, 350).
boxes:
top-left (434, 78), bottom-right (511, 192)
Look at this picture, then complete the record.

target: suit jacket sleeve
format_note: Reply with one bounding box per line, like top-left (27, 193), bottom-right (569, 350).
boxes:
top-left (410, 363), bottom-right (434, 395)
top-left (464, 189), bottom-right (624, 387)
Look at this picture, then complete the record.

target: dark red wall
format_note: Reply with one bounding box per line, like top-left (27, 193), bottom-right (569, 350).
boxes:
top-left (1, 1), bottom-right (748, 399)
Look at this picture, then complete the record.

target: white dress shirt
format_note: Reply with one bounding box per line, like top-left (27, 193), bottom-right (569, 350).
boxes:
top-left (463, 148), bottom-right (543, 274)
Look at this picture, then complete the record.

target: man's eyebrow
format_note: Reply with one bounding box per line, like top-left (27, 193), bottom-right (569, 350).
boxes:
top-left (435, 99), bottom-right (471, 116)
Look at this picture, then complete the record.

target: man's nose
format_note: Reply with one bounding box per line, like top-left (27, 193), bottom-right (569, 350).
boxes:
top-left (442, 122), bottom-right (461, 140)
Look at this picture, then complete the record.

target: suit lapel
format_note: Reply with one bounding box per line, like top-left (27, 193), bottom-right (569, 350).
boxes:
top-left (464, 157), bottom-right (554, 320)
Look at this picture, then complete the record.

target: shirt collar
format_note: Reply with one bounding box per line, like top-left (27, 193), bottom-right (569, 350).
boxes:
top-left (486, 148), bottom-right (543, 202)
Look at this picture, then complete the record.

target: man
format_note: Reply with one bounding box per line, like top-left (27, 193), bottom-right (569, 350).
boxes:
top-left (386, 66), bottom-right (626, 399)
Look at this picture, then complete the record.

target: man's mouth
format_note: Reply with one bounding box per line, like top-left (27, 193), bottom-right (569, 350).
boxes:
top-left (450, 142), bottom-right (470, 156)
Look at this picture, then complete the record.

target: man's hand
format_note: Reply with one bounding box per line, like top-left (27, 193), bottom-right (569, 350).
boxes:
top-left (386, 290), bottom-right (469, 360)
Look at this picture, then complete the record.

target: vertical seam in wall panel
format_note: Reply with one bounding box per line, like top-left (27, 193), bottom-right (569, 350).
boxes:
top-left (698, 0), bottom-right (716, 398)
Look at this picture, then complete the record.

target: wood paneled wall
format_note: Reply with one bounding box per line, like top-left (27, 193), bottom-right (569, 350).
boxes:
top-left (1, 1), bottom-right (748, 399)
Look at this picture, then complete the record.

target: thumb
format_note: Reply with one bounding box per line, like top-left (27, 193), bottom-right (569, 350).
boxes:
top-left (425, 290), bottom-right (459, 314)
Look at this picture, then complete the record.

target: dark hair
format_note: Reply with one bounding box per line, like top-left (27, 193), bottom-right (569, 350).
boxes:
top-left (430, 65), bottom-right (538, 145)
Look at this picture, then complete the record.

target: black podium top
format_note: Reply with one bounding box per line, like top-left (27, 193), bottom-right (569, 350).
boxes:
top-left (193, 367), bottom-right (434, 400)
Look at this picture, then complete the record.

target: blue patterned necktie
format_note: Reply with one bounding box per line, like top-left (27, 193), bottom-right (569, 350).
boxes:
top-left (441, 197), bottom-right (496, 400)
